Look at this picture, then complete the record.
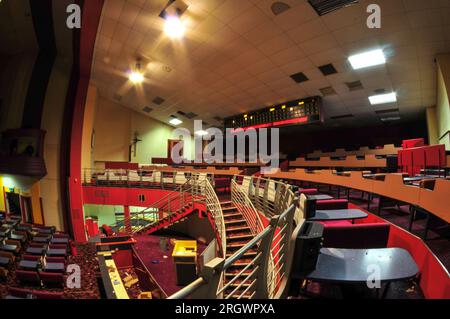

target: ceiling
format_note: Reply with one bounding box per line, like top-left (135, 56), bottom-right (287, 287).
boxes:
top-left (90, 0), bottom-right (450, 131)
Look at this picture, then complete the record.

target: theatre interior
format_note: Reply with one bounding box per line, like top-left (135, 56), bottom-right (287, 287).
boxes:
top-left (0, 0), bottom-right (450, 300)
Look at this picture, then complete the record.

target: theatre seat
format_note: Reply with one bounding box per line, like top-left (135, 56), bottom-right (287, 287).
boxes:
top-left (33, 290), bottom-right (64, 299)
top-left (7, 287), bottom-right (33, 298)
top-left (16, 270), bottom-right (41, 285)
top-left (316, 199), bottom-right (348, 210)
top-left (39, 271), bottom-right (65, 287)
top-left (322, 223), bottom-right (390, 249)
top-left (0, 266), bottom-right (8, 282)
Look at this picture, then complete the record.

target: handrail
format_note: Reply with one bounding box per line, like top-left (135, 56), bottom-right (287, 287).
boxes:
top-left (167, 278), bottom-right (206, 299)
top-left (232, 174), bottom-right (295, 218)
top-left (231, 179), bottom-right (264, 235)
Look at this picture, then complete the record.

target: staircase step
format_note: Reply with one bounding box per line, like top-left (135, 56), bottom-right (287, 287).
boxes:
top-left (226, 225), bottom-right (251, 232)
top-left (222, 206), bottom-right (238, 211)
top-left (224, 219), bottom-right (247, 226)
top-left (223, 212), bottom-right (242, 218)
top-left (226, 251), bottom-right (257, 258)
top-left (227, 234), bottom-right (253, 241)
top-left (220, 201), bottom-right (233, 206)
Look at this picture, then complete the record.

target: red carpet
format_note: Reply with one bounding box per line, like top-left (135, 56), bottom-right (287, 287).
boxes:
top-left (133, 233), bottom-right (207, 296)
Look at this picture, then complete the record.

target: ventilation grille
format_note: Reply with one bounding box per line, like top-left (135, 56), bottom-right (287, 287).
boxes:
top-left (375, 108), bottom-right (399, 115)
top-left (142, 106), bottom-right (153, 113)
top-left (374, 88), bottom-right (386, 94)
top-left (290, 72), bottom-right (309, 83)
top-left (152, 96), bottom-right (165, 105)
top-left (346, 80), bottom-right (363, 91)
top-left (320, 86), bottom-right (337, 96)
top-left (271, 2), bottom-right (291, 15)
top-left (308, 0), bottom-right (359, 16)
top-left (177, 111), bottom-right (198, 119)
top-left (318, 63), bottom-right (337, 76)
top-left (330, 114), bottom-right (354, 120)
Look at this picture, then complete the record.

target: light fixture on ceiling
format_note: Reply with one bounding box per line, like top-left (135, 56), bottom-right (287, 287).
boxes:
top-left (369, 92), bottom-right (397, 105)
top-left (195, 130), bottom-right (208, 136)
top-left (129, 59), bottom-right (144, 84)
top-left (164, 15), bottom-right (185, 39)
top-left (348, 49), bottom-right (386, 70)
top-left (169, 118), bottom-right (183, 125)
top-left (160, 0), bottom-right (188, 39)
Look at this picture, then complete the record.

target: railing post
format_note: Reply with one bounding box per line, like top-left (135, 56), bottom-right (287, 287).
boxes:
top-left (253, 216), bottom-right (278, 299)
top-left (190, 257), bottom-right (224, 299)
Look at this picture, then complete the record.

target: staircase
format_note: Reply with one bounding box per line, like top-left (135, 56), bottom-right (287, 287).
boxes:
top-left (221, 200), bottom-right (256, 299)
top-left (134, 193), bottom-right (197, 236)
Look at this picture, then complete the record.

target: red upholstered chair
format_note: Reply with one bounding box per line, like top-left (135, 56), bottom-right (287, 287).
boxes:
top-left (7, 287), bottom-right (33, 298)
top-left (101, 224), bottom-right (114, 237)
top-left (39, 271), bottom-right (65, 287)
top-left (16, 270), bottom-right (41, 285)
top-left (22, 254), bottom-right (42, 261)
top-left (46, 256), bottom-right (66, 264)
top-left (316, 199), bottom-right (348, 210)
top-left (322, 223), bottom-right (390, 249)
top-left (33, 290), bottom-right (64, 299)
top-left (0, 266), bottom-right (8, 282)
top-left (298, 188), bottom-right (318, 195)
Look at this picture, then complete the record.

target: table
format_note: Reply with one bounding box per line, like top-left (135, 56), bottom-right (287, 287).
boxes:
top-left (0, 256), bottom-right (11, 267)
top-left (308, 209), bottom-right (368, 221)
top-left (0, 244), bottom-right (19, 253)
top-left (51, 238), bottom-right (69, 244)
top-left (47, 248), bottom-right (67, 257)
top-left (18, 260), bottom-right (39, 270)
top-left (308, 194), bottom-right (334, 200)
top-left (302, 247), bottom-right (418, 298)
top-left (26, 247), bottom-right (46, 255)
top-left (43, 262), bottom-right (66, 272)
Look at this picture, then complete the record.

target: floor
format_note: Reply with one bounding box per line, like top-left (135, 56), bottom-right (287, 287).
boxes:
top-left (133, 231), bottom-right (207, 296)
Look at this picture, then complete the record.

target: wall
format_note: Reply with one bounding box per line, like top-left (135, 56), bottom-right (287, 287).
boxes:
top-left (279, 117), bottom-right (428, 158)
top-left (426, 106), bottom-right (439, 145)
top-left (435, 54), bottom-right (450, 150)
top-left (81, 85), bottom-right (97, 170)
top-left (92, 92), bottom-right (194, 166)
top-left (0, 52), bottom-right (37, 131)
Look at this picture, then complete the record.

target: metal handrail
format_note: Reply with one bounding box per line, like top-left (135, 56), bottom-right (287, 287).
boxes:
top-left (230, 179), bottom-right (265, 235)
top-left (233, 175), bottom-right (295, 218)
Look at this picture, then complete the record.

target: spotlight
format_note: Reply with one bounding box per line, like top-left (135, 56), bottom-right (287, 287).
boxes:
top-left (164, 15), bottom-right (185, 39)
top-left (129, 59), bottom-right (145, 84)
top-left (169, 118), bottom-right (183, 125)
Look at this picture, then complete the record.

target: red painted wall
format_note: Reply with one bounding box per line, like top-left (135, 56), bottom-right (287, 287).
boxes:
top-left (82, 187), bottom-right (178, 207)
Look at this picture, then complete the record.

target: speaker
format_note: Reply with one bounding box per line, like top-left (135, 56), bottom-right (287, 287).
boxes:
top-left (291, 221), bottom-right (324, 278)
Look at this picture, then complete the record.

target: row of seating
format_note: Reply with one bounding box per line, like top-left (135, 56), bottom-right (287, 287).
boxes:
top-left (305, 143), bottom-right (401, 159)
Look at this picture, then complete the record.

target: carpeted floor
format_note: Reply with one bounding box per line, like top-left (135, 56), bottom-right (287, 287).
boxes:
top-left (133, 232), bottom-right (207, 296)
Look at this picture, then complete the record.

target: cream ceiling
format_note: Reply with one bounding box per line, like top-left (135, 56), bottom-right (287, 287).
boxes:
top-left (91, 0), bottom-right (450, 130)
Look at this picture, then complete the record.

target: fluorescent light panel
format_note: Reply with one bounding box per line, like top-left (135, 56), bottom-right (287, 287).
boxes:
top-left (348, 49), bottom-right (386, 70)
top-left (369, 92), bottom-right (397, 105)
top-left (169, 118), bottom-right (183, 125)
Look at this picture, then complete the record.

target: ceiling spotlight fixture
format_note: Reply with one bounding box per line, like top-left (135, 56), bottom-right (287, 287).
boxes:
top-left (195, 130), bottom-right (208, 136)
top-left (129, 59), bottom-right (144, 84)
top-left (160, 0), bottom-right (188, 39)
top-left (164, 15), bottom-right (185, 38)
top-left (348, 49), bottom-right (386, 70)
top-left (169, 118), bottom-right (183, 125)
top-left (369, 92), bottom-right (397, 105)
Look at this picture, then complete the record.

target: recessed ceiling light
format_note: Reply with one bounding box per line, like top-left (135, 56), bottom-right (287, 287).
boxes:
top-left (348, 49), bottom-right (386, 70)
top-left (169, 118), bottom-right (183, 125)
top-left (164, 16), bottom-right (185, 39)
top-left (129, 71), bottom-right (144, 84)
top-left (369, 92), bottom-right (397, 105)
top-left (195, 130), bottom-right (208, 136)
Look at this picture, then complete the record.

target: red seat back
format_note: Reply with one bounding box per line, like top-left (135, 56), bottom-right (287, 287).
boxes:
top-left (322, 223), bottom-right (390, 249)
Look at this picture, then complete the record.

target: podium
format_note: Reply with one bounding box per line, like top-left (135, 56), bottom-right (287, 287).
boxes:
top-left (172, 240), bottom-right (197, 286)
